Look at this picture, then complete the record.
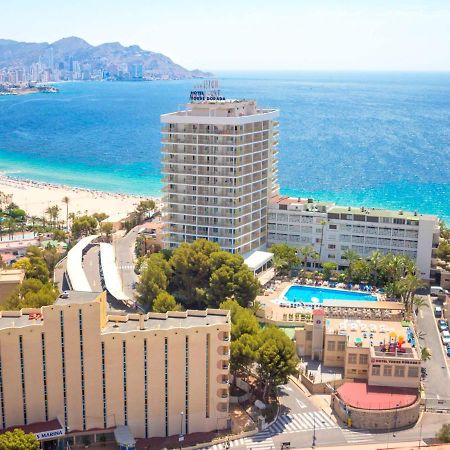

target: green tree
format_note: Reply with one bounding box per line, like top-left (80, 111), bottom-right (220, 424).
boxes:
top-left (92, 212), bottom-right (109, 223)
top-left (256, 326), bottom-right (298, 401)
top-left (347, 259), bottom-right (370, 283)
top-left (135, 199), bottom-right (156, 222)
top-left (0, 428), bottom-right (40, 450)
top-left (71, 215), bottom-right (98, 239)
top-left (135, 261), bottom-right (168, 309)
top-left (269, 243), bottom-right (299, 276)
top-left (318, 219), bottom-right (327, 260)
top-left (436, 423), bottom-right (450, 443)
top-left (100, 222), bottom-right (114, 241)
top-left (322, 261), bottom-right (337, 280)
top-left (231, 333), bottom-right (258, 378)
top-left (152, 291), bottom-right (183, 313)
top-left (396, 274), bottom-right (425, 315)
top-left (299, 245), bottom-right (317, 272)
top-left (420, 346), bottom-right (432, 362)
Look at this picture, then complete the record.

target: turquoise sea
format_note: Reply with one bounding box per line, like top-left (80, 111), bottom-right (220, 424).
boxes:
top-left (0, 72), bottom-right (449, 221)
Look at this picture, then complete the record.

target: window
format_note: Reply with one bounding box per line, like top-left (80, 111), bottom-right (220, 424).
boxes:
top-left (19, 335), bottom-right (27, 425)
top-left (123, 341), bottom-right (127, 425)
top-left (394, 366), bottom-right (405, 377)
top-left (371, 365), bottom-right (381, 376)
top-left (185, 336), bottom-right (189, 435)
top-left (164, 337), bottom-right (169, 436)
top-left (329, 224), bottom-right (337, 230)
top-left (348, 354), bottom-right (357, 364)
top-left (0, 353), bottom-right (4, 429)
top-left (144, 339), bottom-right (149, 438)
top-left (41, 333), bottom-right (48, 421)
top-left (359, 354), bottom-right (368, 365)
top-left (328, 244), bottom-right (336, 249)
top-left (327, 341), bottom-right (336, 351)
top-left (79, 310), bottom-right (86, 431)
top-left (383, 365), bottom-right (392, 377)
top-left (205, 334), bottom-right (210, 418)
top-left (60, 311), bottom-right (68, 427)
top-left (337, 341), bottom-right (346, 352)
top-left (101, 342), bottom-right (107, 429)
top-left (408, 366), bottom-right (419, 378)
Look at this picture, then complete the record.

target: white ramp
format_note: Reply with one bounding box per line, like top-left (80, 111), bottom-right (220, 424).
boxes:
top-left (66, 235), bottom-right (98, 292)
top-left (99, 243), bottom-right (130, 302)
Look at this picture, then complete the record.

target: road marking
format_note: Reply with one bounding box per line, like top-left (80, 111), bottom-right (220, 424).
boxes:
top-left (341, 428), bottom-right (374, 443)
top-left (269, 411), bottom-right (337, 434)
top-left (296, 399), bottom-right (307, 408)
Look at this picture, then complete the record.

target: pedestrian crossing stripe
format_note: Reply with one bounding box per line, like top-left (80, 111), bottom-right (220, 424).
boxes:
top-left (268, 410), bottom-right (336, 434)
top-left (341, 428), bottom-right (374, 443)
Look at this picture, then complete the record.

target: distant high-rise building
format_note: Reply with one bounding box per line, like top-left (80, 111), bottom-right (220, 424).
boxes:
top-left (161, 82), bottom-right (279, 255)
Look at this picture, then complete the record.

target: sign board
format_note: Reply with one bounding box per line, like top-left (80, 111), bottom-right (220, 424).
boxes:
top-left (35, 428), bottom-right (65, 441)
top-left (179, 435), bottom-right (184, 442)
top-left (190, 80), bottom-right (225, 102)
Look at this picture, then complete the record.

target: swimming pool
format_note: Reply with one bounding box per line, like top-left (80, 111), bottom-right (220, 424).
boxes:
top-left (283, 285), bottom-right (377, 303)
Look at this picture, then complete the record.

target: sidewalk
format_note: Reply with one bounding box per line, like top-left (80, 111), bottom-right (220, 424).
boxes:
top-left (294, 442), bottom-right (450, 450)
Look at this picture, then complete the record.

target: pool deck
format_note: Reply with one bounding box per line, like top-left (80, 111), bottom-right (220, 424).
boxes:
top-left (258, 281), bottom-right (404, 324)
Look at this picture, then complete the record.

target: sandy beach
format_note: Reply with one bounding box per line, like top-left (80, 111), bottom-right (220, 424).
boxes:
top-left (0, 175), bottom-right (158, 219)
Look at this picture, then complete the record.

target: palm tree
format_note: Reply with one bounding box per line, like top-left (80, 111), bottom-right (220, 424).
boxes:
top-left (368, 250), bottom-right (383, 286)
top-left (413, 296), bottom-right (429, 312)
top-left (420, 347), bottom-right (432, 362)
top-left (62, 196), bottom-right (70, 232)
top-left (299, 245), bottom-right (316, 272)
top-left (397, 274), bottom-right (426, 315)
top-left (318, 219), bottom-right (327, 261)
top-left (250, 300), bottom-right (263, 316)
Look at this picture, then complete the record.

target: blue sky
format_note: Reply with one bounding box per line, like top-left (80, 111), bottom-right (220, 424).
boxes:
top-left (1, 0), bottom-right (449, 71)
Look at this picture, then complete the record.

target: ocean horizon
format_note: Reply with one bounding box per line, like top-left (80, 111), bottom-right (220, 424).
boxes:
top-left (0, 71), bottom-right (449, 221)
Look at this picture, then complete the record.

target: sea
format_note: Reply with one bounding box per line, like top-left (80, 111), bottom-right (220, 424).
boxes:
top-left (0, 71), bottom-right (449, 221)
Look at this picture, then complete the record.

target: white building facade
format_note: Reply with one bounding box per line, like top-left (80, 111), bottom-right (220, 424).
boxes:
top-left (268, 195), bottom-right (440, 280)
top-left (161, 98), bottom-right (279, 255)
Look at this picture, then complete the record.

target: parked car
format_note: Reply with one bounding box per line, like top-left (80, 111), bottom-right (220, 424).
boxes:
top-left (442, 330), bottom-right (450, 345)
top-left (431, 286), bottom-right (450, 296)
top-left (435, 306), bottom-right (443, 318)
top-left (438, 320), bottom-right (449, 332)
top-left (447, 345), bottom-right (450, 357)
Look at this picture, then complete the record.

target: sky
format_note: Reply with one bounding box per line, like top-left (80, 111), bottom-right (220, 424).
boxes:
top-left (1, 0), bottom-right (449, 71)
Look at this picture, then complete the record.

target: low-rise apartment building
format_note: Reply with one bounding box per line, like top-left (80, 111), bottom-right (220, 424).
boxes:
top-left (0, 291), bottom-right (230, 441)
top-left (268, 195), bottom-right (440, 280)
top-left (296, 310), bottom-right (421, 389)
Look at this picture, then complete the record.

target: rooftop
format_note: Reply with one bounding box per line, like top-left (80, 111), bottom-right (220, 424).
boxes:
top-left (326, 318), bottom-right (415, 354)
top-left (54, 290), bottom-right (102, 306)
top-left (337, 381), bottom-right (418, 410)
top-left (103, 309), bottom-right (230, 333)
top-left (0, 268), bottom-right (25, 284)
top-left (269, 194), bottom-right (438, 221)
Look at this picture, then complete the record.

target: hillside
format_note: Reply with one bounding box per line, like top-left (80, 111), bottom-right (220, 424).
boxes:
top-left (0, 37), bottom-right (211, 80)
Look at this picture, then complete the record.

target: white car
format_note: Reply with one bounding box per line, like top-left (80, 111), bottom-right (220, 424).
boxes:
top-left (442, 330), bottom-right (450, 345)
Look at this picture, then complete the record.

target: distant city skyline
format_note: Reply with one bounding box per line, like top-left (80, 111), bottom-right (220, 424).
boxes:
top-left (0, 0), bottom-right (449, 72)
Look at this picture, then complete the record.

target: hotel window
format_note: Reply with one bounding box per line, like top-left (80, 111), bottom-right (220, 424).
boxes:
top-left (164, 337), bottom-right (169, 436)
top-left (359, 354), bottom-right (368, 365)
top-left (101, 342), bottom-right (107, 429)
top-left (206, 334), bottom-right (210, 418)
top-left (329, 224), bottom-right (337, 230)
top-left (0, 354), bottom-right (4, 429)
top-left (383, 365), bottom-right (392, 377)
top-left (371, 365), bottom-right (381, 376)
top-left (41, 333), bottom-right (48, 421)
top-left (79, 310), bottom-right (86, 430)
top-left (60, 311), bottom-right (68, 427)
top-left (328, 244), bottom-right (336, 249)
top-left (337, 341), bottom-right (346, 352)
top-left (348, 353), bottom-right (357, 364)
top-left (327, 341), bottom-right (336, 351)
top-left (144, 339), bottom-right (149, 438)
top-left (123, 341), bottom-right (127, 425)
top-left (408, 366), bottom-right (419, 378)
top-left (394, 366), bottom-right (405, 377)
top-left (19, 335), bottom-right (27, 424)
top-left (185, 336), bottom-right (189, 435)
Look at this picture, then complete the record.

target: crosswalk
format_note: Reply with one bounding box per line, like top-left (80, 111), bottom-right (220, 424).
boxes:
top-left (341, 427), bottom-right (374, 444)
top-left (200, 411), bottom-right (337, 450)
top-left (269, 410), bottom-right (337, 434)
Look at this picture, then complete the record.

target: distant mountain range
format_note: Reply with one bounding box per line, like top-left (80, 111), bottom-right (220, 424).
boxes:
top-left (0, 36), bottom-right (211, 80)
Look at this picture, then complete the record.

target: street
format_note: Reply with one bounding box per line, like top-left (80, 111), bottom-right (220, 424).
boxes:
top-left (201, 380), bottom-right (450, 450)
top-left (416, 295), bottom-right (450, 407)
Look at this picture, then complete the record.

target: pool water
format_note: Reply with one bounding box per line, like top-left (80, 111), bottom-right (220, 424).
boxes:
top-left (283, 285), bottom-right (377, 303)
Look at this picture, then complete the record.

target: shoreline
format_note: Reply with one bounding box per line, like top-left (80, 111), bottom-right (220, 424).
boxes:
top-left (0, 174), bottom-right (160, 218)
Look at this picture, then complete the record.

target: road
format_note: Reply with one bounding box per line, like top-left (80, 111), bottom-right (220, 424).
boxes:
top-left (201, 380), bottom-right (450, 450)
top-left (416, 294), bottom-right (450, 406)
top-left (83, 245), bottom-right (102, 292)
top-left (114, 226), bottom-right (140, 300)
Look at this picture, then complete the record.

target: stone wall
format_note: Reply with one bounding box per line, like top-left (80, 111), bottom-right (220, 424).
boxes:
top-left (331, 394), bottom-right (420, 430)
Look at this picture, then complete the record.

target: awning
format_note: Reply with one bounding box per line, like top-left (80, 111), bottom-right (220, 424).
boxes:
top-left (66, 235), bottom-right (98, 292)
top-left (114, 425), bottom-right (135, 447)
top-left (99, 243), bottom-right (130, 302)
top-left (244, 250), bottom-right (274, 272)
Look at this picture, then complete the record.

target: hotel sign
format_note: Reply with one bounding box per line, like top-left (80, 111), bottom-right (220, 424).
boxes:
top-left (190, 80), bottom-right (225, 102)
top-left (34, 428), bottom-right (65, 440)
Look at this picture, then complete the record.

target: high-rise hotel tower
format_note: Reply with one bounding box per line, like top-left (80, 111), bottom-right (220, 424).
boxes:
top-left (161, 83), bottom-right (279, 254)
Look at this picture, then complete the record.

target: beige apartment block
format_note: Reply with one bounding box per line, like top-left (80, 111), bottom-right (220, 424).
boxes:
top-left (0, 291), bottom-right (231, 440)
top-left (161, 98), bottom-right (279, 255)
top-left (296, 315), bottom-right (420, 389)
top-left (0, 268), bottom-right (25, 306)
top-left (268, 194), bottom-right (440, 280)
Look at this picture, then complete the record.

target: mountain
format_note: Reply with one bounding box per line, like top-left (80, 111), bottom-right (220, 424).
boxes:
top-left (0, 37), bottom-right (212, 80)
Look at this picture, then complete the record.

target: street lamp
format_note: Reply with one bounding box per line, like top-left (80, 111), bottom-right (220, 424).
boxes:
top-left (179, 411), bottom-right (184, 450)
